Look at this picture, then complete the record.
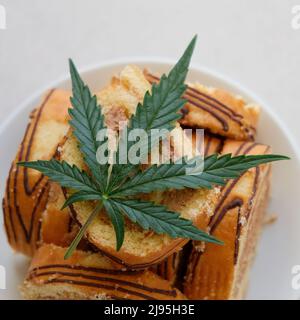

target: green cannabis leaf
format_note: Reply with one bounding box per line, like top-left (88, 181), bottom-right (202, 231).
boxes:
top-left (112, 153), bottom-right (289, 197)
top-left (69, 59), bottom-right (108, 192)
top-left (107, 35), bottom-right (197, 192)
top-left (18, 36), bottom-right (289, 259)
top-left (105, 198), bottom-right (217, 242)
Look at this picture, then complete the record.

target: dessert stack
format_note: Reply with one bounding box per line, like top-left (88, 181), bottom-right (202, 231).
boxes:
top-left (2, 65), bottom-right (272, 300)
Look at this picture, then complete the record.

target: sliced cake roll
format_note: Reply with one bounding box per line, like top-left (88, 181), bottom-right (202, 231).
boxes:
top-left (21, 244), bottom-right (186, 300)
top-left (60, 65), bottom-right (220, 269)
top-left (98, 64), bottom-right (151, 119)
top-left (145, 71), bottom-right (260, 141)
top-left (184, 140), bottom-right (271, 300)
top-left (40, 182), bottom-right (92, 251)
top-left (60, 129), bottom-right (218, 270)
top-left (151, 134), bottom-right (224, 285)
top-left (40, 182), bottom-right (77, 248)
top-left (2, 90), bottom-right (70, 256)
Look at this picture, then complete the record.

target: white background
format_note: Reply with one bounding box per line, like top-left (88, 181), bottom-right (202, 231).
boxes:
top-left (0, 0), bottom-right (300, 146)
top-left (0, 0), bottom-right (300, 300)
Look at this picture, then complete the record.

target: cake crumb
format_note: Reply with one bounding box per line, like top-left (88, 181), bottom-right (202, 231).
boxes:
top-left (263, 213), bottom-right (278, 226)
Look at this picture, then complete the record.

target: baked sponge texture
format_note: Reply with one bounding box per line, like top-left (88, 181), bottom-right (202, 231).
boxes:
top-left (21, 244), bottom-right (186, 300)
top-left (2, 89), bottom-right (70, 256)
top-left (184, 140), bottom-right (271, 300)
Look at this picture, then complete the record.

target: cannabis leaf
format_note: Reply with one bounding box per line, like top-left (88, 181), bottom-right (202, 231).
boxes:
top-left (106, 198), bottom-right (219, 243)
top-left (112, 153), bottom-right (289, 197)
top-left (103, 200), bottom-right (125, 251)
top-left (107, 35), bottom-right (197, 191)
top-left (18, 36), bottom-right (290, 259)
top-left (18, 160), bottom-right (100, 194)
top-left (69, 59), bottom-right (108, 192)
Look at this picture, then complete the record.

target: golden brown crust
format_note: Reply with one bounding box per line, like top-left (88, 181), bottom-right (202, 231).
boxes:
top-left (145, 71), bottom-right (260, 141)
top-left (21, 244), bottom-right (186, 300)
top-left (2, 89), bottom-right (70, 256)
top-left (184, 140), bottom-right (271, 300)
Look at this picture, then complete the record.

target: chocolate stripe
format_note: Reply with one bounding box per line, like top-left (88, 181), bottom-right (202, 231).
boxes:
top-left (23, 90), bottom-right (55, 195)
top-left (27, 183), bottom-right (48, 242)
top-left (92, 238), bottom-right (186, 270)
top-left (146, 73), bottom-right (229, 131)
top-left (209, 142), bottom-right (264, 229)
top-left (30, 264), bottom-right (142, 276)
top-left (147, 72), bottom-right (244, 120)
top-left (4, 164), bottom-right (16, 242)
top-left (184, 93), bottom-right (232, 130)
top-left (233, 141), bottom-right (249, 156)
top-left (145, 73), bottom-right (255, 136)
top-left (182, 94), bottom-right (229, 131)
top-left (42, 278), bottom-right (158, 300)
top-left (29, 270), bottom-right (177, 297)
top-left (7, 90), bottom-right (56, 248)
top-left (185, 90), bottom-right (244, 126)
top-left (13, 167), bottom-right (30, 242)
top-left (187, 86), bottom-right (243, 119)
top-left (2, 198), bottom-right (10, 243)
top-left (234, 207), bottom-right (242, 265)
top-left (210, 198), bottom-right (243, 234)
top-left (209, 173), bottom-right (246, 226)
top-left (242, 143), bottom-right (260, 156)
top-left (189, 141), bottom-right (269, 281)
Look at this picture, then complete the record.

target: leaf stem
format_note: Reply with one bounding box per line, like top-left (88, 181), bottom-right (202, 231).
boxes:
top-left (106, 163), bottom-right (113, 190)
top-left (64, 201), bottom-right (103, 259)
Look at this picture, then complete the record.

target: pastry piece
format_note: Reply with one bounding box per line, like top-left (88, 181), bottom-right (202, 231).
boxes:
top-left (40, 182), bottom-right (92, 251)
top-left (21, 244), bottom-right (186, 300)
top-left (145, 71), bottom-right (260, 141)
top-left (60, 65), bottom-right (219, 269)
top-left (184, 140), bottom-right (271, 300)
top-left (2, 89), bottom-right (71, 256)
top-left (40, 182), bottom-right (76, 248)
top-left (61, 129), bottom-right (218, 270)
top-left (97, 65), bottom-right (151, 119)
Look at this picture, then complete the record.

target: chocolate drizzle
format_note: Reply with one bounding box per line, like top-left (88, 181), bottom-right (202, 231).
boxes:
top-left (145, 72), bottom-right (255, 139)
top-left (28, 264), bottom-right (178, 300)
top-left (23, 90), bottom-right (55, 195)
top-left (30, 264), bottom-right (143, 276)
top-left (3, 90), bottom-right (56, 253)
top-left (154, 252), bottom-right (179, 283)
top-left (2, 198), bottom-right (10, 243)
top-left (187, 140), bottom-right (268, 284)
top-left (234, 207), bottom-right (242, 264)
top-left (210, 198), bottom-right (244, 235)
top-left (3, 164), bottom-right (16, 242)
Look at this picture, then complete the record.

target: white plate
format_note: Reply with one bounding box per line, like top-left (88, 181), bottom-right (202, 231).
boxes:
top-left (0, 59), bottom-right (299, 300)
